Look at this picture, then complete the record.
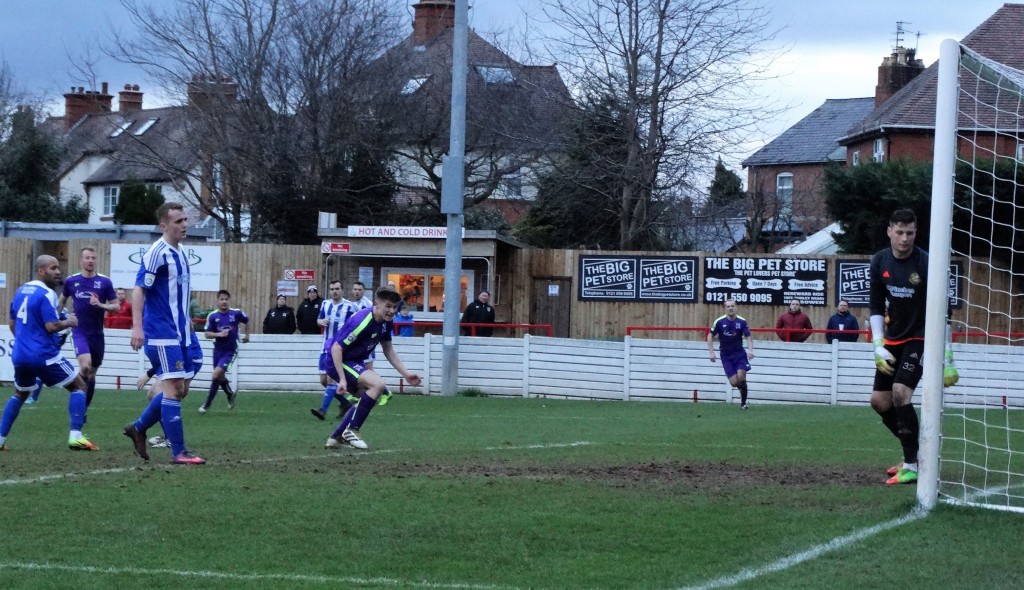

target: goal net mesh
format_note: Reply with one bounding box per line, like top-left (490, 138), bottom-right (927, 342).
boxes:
top-left (940, 46), bottom-right (1024, 511)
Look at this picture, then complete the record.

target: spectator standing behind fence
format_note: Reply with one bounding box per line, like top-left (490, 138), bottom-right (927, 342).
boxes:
top-left (296, 285), bottom-right (323, 335)
top-left (707, 298), bottom-right (755, 409)
top-left (775, 299), bottom-right (813, 342)
top-left (825, 299), bottom-right (860, 343)
top-left (263, 295), bottom-right (296, 334)
top-left (461, 290), bottom-right (495, 336)
top-left (395, 302), bottom-right (415, 337)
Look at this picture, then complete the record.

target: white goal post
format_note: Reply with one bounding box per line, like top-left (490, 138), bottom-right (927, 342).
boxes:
top-left (922, 39), bottom-right (1024, 511)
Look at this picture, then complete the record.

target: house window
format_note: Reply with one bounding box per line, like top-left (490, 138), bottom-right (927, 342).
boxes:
top-left (872, 138), bottom-right (885, 162)
top-left (110, 121), bottom-right (132, 138)
top-left (103, 186), bottom-right (119, 216)
top-left (401, 77), bottom-right (429, 95)
top-left (1016, 143), bottom-right (1024, 162)
top-left (132, 117), bottom-right (159, 136)
top-left (212, 161), bottom-right (223, 194)
top-left (383, 269), bottom-right (474, 316)
top-left (476, 66), bottom-right (514, 84)
top-left (852, 150), bottom-right (861, 166)
top-left (146, 183), bottom-right (164, 194)
top-left (776, 173), bottom-right (793, 214)
top-left (500, 171), bottom-right (523, 198)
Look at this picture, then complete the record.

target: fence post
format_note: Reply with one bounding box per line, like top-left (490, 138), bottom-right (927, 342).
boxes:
top-left (422, 333), bottom-right (432, 396)
top-left (830, 339), bottom-right (840, 405)
top-left (522, 333), bottom-right (531, 398)
top-left (622, 335), bottom-right (631, 401)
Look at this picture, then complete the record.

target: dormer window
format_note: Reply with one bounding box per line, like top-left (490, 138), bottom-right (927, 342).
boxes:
top-left (476, 66), bottom-right (514, 84)
top-left (133, 117), bottom-right (159, 136)
top-left (401, 77), bottom-right (429, 95)
top-left (110, 121), bottom-right (132, 138)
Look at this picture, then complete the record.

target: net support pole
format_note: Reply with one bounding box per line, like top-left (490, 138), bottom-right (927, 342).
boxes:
top-left (918, 39), bottom-right (961, 511)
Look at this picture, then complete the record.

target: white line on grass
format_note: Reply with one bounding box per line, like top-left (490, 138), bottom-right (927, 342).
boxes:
top-left (484, 441), bottom-right (593, 451)
top-left (0, 467), bottom-right (135, 486)
top-left (0, 561), bottom-right (522, 590)
top-left (675, 509), bottom-right (926, 590)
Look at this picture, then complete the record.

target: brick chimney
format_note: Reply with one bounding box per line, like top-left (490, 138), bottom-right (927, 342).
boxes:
top-left (118, 84), bottom-right (144, 113)
top-left (187, 74), bottom-right (238, 110)
top-left (875, 47), bottom-right (925, 107)
top-left (62, 82), bottom-right (113, 130)
top-left (412, 0), bottom-right (455, 44)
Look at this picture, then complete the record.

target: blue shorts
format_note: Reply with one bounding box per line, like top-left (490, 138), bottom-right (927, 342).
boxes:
top-left (325, 360), bottom-right (367, 393)
top-left (71, 330), bottom-right (106, 366)
top-left (212, 348), bottom-right (237, 370)
top-left (189, 335), bottom-right (204, 374)
top-left (720, 349), bottom-right (751, 379)
top-left (318, 351), bottom-right (332, 374)
top-left (14, 356), bottom-right (78, 391)
top-left (145, 342), bottom-right (194, 380)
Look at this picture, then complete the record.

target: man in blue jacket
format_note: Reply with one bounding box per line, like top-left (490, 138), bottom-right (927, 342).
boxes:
top-left (826, 299), bottom-right (860, 343)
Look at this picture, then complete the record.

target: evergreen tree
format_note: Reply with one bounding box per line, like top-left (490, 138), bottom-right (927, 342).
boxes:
top-left (706, 158), bottom-right (744, 211)
top-left (114, 180), bottom-right (165, 224)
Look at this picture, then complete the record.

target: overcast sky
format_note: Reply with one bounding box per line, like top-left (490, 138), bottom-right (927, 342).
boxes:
top-left (0, 0), bottom-right (1011, 165)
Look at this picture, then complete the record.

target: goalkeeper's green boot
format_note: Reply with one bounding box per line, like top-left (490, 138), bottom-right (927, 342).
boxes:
top-left (885, 467), bottom-right (918, 485)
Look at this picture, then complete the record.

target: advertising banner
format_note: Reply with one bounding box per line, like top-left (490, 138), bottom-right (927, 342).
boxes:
top-left (703, 256), bottom-right (828, 306)
top-left (579, 255), bottom-right (698, 303)
top-left (111, 243), bottom-right (223, 292)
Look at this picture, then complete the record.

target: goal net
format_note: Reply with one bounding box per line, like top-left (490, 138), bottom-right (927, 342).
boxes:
top-left (922, 41), bottom-right (1024, 511)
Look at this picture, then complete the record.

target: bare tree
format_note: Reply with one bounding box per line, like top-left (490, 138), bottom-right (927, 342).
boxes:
top-left (540, 0), bottom-right (781, 250)
top-left (104, 0), bottom-right (404, 242)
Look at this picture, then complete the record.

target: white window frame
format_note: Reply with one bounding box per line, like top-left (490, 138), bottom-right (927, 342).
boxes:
top-left (102, 186), bottom-right (119, 216)
top-left (110, 121), bottom-right (132, 138)
top-left (776, 173), bottom-right (793, 215)
top-left (132, 117), bottom-right (159, 136)
top-left (401, 77), bottom-right (429, 95)
top-left (382, 267), bottom-right (475, 321)
top-left (851, 150), bottom-right (861, 166)
top-left (1016, 143), bottom-right (1024, 162)
top-left (476, 66), bottom-right (514, 84)
top-left (872, 138), bottom-right (885, 162)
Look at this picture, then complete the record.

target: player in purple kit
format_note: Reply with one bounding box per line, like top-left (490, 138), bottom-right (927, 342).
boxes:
top-left (310, 280), bottom-right (356, 421)
top-left (323, 287), bottom-right (421, 450)
top-left (199, 289), bottom-right (249, 413)
top-left (57, 247), bottom-right (118, 412)
top-left (2, 255), bottom-right (98, 451)
top-left (707, 299), bottom-right (756, 409)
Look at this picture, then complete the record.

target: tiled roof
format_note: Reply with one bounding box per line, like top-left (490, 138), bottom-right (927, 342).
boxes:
top-left (842, 3), bottom-right (1024, 141)
top-left (374, 28), bottom-right (573, 149)
top-left (53, 105), bottom-right (197, 185)
top-left (742, 98), bottom-right (875, 167)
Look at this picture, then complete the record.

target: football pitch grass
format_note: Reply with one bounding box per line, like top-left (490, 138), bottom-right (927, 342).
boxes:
top-left (1, 390), bottom-right (1023, 590)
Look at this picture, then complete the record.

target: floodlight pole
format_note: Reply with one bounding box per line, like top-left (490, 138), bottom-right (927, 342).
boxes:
top-left (440, 0), bottom-right (469, 397)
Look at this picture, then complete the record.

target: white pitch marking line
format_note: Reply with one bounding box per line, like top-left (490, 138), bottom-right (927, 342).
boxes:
top-left (0, 561), bottom-right (522, 590)
top-left (675, 509), bottom-right (926, 590)
top-left (484, 441), bottom-right (593, 451)
top-left (0, 467), bottom-right (135, 486)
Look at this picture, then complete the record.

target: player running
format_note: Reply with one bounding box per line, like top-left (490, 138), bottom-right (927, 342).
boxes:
top-left (199, 289), bottom-right (249, 413)
top-left (707, 298), bottom-right (755, 409)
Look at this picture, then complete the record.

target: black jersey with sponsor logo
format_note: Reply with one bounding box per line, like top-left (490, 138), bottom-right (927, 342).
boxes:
top-left (869, 246), bottom-right (928, 342)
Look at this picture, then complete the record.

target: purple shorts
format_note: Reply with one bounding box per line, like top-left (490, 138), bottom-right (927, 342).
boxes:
top-left (14, 356), bottom-right (78, 391)
top-left (212, 348), bottom-right (237, 370)
top-left (325, 360), bottom-right (366, 393)
top-left (720, 349), bottom-right (751, 379)
top-left (71, 330), bottom-right (105, 366)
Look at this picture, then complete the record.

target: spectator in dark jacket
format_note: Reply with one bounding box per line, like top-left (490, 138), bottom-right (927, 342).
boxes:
top-left (775, 299), bottom-right (813, 342)
top-left (825, 299), bottom-right (860, 343)
top-left (263, 294), bottom-right (297, 334)
top-left (460, 290), bottom-right (496, 336)
top-left (296, 285), bottom-right (323, 335)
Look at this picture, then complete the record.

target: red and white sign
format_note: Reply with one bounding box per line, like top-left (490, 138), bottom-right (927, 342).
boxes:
top-left (321, 242), bottom-right (351, 254)
top-left (348, 226), bottom-right (462, 239)
top-left (284, 269), bottom-right (316, 281)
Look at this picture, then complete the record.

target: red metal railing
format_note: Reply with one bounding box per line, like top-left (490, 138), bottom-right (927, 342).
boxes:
top-left (394, 321), bottom-right (553, 337)
top-left (626, 325), bottom-right (870, 341)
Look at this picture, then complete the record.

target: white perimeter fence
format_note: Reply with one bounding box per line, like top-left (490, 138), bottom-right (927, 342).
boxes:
top-left (2, 328), bottom-right (1018, 408)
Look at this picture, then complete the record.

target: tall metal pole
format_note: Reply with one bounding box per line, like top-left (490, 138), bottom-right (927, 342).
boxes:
top-left (440, 0), bottom-right (468, 396)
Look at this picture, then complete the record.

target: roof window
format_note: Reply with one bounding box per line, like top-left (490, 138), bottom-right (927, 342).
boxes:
top-left (476, 66), bottom-right (514, 84)
top-left (132, 117), bottom-right (159, 136)
top-left (401, 77), bottom-right (429, 95)
top-left (109, 121), bottom-right (132, 138)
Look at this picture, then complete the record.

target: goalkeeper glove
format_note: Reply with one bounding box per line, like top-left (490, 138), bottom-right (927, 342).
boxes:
top-left (943, 347), bottom-right (960, 387)
top-left (873, 339), bottom-right (896, 376)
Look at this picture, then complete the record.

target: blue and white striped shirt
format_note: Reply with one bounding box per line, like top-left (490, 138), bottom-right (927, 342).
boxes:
top-left (318, 298), bottom-right (356, 353)
top-left (135, 238), bottom-right (191, 345)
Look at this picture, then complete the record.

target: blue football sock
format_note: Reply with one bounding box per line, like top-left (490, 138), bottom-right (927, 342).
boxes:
top-left (161, 398), bottom-right (186, 456)
top-left (29, 379), bottom-right (42, 402)
top-left (68, 390), bottom-right (87, 431)
top-left (135, 393), bottom-right (164, 432)
top-left (0, 395), bottom-right (26, 437)
top-left (349, 392), bottom-right (378, 431)
top-left (319, 384), bottom-right (337, 414)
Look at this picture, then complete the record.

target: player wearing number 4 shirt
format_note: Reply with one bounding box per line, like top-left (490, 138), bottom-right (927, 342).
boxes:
top-left (2, 255), bottom-right (98, 451)
top-left (707, 299), bottom-right (755, 409)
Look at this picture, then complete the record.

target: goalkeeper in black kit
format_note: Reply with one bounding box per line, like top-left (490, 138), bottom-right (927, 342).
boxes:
top-left (869, 209), bottom-right (959, 486)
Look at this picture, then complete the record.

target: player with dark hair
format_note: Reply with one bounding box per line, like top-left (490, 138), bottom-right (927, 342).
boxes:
top-left (199, 289), bottom-right (249, 413)
top-left (707, 299), bottom-right (755, 409)
top-left (122, 202), bottom-right (205, 464)
top-left (57, 246), bottom-right (118, 413)
top-left (310, 280), bottom-right (356, 420)
top-left (323, 287), bottom-right (421, 450)
top-left (869, 208), bottom-right (958, 485)
top-left (2, 255), bottom-right (97, 451)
